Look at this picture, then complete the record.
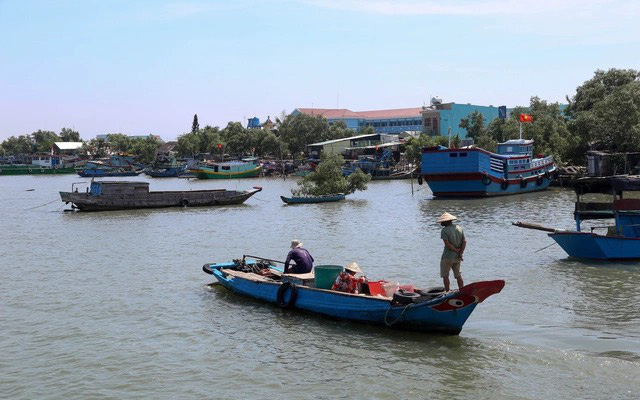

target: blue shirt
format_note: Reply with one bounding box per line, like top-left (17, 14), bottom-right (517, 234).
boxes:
top-left (284, 248), bottom-right (314, 273)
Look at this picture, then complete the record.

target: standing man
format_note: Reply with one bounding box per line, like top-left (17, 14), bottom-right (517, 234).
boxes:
top-left (284, 239), bottom-right (314, 274)
top-left (437, 212), bottom-right (465, 291)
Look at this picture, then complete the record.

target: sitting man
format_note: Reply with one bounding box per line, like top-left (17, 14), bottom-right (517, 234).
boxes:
top-left (284, 240), bottom-right (314, 274)
top-left (332, 262), bottom-right (367, 294)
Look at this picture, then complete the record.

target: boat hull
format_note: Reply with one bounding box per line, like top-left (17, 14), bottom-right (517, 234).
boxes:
top-left (280, 194), bottom-right (346, 204)
top-left (421, 147), bottom-right (555, 197)
top-left (549, 231), bottom-right (640, 260)
top-left (60, 188), bottom-right (261, 211)
top-left (206, 261), bottom-right (504, 335)
top-left (78, 169), bottom-right (143, 177)
top-left (0, 165), bottom-right (77, 175)
top-left (191, 166), bottom-right (261, 179)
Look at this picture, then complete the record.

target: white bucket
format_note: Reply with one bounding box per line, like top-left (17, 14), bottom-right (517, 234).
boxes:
top-left (382, 281), bottom-right (399, 297)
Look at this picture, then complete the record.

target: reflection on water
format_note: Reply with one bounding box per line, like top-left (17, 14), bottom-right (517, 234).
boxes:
top-left (1, 175), bottom-right (639, 399)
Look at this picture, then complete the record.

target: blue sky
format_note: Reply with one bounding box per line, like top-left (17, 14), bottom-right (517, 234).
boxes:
top-left (1, 0), bottom-right (639, 141)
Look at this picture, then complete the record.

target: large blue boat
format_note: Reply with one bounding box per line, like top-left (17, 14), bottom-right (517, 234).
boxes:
top-left (203, 257), bottom-right (504, 335)
top-left (421, 139), bottom-right (556, 197)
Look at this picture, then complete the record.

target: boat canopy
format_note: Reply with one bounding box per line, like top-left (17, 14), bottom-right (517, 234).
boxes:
top-left (573, 176), bottom-right (640, 196)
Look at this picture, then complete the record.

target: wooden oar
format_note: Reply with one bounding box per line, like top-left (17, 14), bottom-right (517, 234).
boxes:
top-left (512, 221), bottom-right (557, 233)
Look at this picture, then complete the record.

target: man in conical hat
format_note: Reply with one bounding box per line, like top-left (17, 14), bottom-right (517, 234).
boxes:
top-left (437, 212), bottom-right (466, 291)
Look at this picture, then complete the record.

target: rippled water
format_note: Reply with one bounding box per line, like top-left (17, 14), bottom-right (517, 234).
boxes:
top-left (1, 175), bottom-right (639, 399)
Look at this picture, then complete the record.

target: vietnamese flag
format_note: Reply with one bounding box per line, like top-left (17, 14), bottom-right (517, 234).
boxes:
top-left (519, 113), bottom-right (533, 123)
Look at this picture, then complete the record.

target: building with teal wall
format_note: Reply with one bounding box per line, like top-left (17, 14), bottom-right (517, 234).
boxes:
top-left (421, 100), bottom-right (501, 139)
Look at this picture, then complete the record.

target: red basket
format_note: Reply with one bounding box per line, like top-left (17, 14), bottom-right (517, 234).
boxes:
top-left (367, 280), bottom-right (387, 296)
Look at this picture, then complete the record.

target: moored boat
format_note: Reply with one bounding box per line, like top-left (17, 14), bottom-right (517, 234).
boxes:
top-left (77, 168), bottom-right (144, 177)
top-left (203, 257), bottom-right (504, 335)
top-left (190, 158), bottom-right (261, 179)
top-left (0, 164), bottom-right (78, 175)
top-left (514, 176), bottom-right (640, 260)
top-left (421, 139), bottom-right (556, 197)
top-left (280, 193), bottom-right (346, 204)
top-left (60, 181), bottom-right (262, 211)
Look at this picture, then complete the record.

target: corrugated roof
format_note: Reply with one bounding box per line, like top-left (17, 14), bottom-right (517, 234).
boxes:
top-left (295, 107), bottom-right (424, 120)
top-left (54, 142), bottom-right (83, 150)
top-left (308, 134), bottom-right (379, 147)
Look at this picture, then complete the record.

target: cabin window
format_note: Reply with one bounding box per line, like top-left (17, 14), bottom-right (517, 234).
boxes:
top-left (459, 153), bottom-right (467, 157)
top-left (214, 166), bottom-right (219, 172)
top-left (222, 166), bottom-right (231, 170)
top-left (425, 118), bottom-right (431, 127)
top-left (449, 153), bottom-right (458, 158)
top-left (507, 146), bottom-right (513, 152)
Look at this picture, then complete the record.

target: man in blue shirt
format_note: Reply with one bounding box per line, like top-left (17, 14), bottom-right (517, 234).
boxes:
top-left (284, 239), bottom-right (314, 274)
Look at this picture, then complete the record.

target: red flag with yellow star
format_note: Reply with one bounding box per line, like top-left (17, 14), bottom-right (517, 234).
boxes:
top-left (519, 113), bottom-right (533, 123)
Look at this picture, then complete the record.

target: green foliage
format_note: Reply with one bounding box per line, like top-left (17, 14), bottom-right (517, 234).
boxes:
top-left (31, 130), bottom-right (60, 152)
top-left (255, 130), bottom-right (288, 158)
top-left (59, 127), bottom-right (81, 142)
top-left (176, 125), bottom-right (223, 157)
top-left (358, 125), bottom-right (375, 135)
top-left (130, 136), bottom-right (163, 164)
top-left (81, 138), bottom-right (108, 158)
top-left (459, 111), bottom-right (486, 141)
top-left (326, 121), bottom-right (352, 140)
top-left (191, 114), bottom-right (199, 134)
top-left (1, 135), bottom-right (34, 155)
top-left (565, 68), bottom-right (640, 162)
top-left (292, 152), bottom-right (370, 196)
top-left (278, 113), bottom-right (330, 157)
top-left (404, 134), bottom-right (449, 164)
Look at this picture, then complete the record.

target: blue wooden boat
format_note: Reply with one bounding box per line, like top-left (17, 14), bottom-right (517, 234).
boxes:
top-left (515, 176), bottom-right (640, 260)
top-left (421, 139), bottom-right (556, 197)
top-left (202, 258), bottom-right (504, 335)
top-left (280, 193), bottom-right (346, 204)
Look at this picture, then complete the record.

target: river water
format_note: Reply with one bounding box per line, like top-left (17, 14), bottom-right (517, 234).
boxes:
top-left (0, 175), bottom-right (638, 399)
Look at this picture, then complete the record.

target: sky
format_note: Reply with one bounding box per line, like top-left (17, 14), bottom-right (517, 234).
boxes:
top-left (1, 0), bottom-right (639, 141)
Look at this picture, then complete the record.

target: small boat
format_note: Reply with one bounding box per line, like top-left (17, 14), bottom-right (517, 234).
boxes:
top-left (60, 181), bottom-right (262, 211)
top-left (202, 257), bottom-right (504, 335)
top-left (514, 176), bottom-right (640, 260)
top-left (190, 158), bottom-right (261, 179)
top-left (421, 139), bottom-right (556, 197)
top-left (144, 158), bottom-right (189, 178)
top-left (280, 193), bottom-right (346, 204)
top-left (77, 168), bottom-right (144, 177)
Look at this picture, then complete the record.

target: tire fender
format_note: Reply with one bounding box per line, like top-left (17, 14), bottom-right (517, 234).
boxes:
top-left (277, 282), bottom-right (298, 309)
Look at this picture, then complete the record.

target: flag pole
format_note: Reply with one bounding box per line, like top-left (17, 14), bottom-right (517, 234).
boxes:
top-left (519, 121), bottom-right (522, 140)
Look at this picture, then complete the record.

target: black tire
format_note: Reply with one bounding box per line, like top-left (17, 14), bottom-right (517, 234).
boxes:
top-left (544, 170), bottom-right (551, 179)
top-left (277, 282), bottom-right (298, 309)
top-left (481, 174), bottom-right (491, 186)
top-left (501, 180), bottom-right (509, 190)
top-left (417, 175), bottom-right (423, 185)
top-left (393, 290), bottom-right (420, 305)
top-left (536, 175), bottom-right (544, 186)
top-left (202, 264), bottom-right (213, 275)
top-left (181, 198), bottom-right (189, 207)
top-left (520, 179), bottom-right (527, 188)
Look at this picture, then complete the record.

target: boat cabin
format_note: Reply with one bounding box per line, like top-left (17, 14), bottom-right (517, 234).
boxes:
top-left (497, 139), bottom-right (534, 156)
top-left (89, 181), bottom-right (149, 196)
top-left (573, 176), bottom-right (640, 237)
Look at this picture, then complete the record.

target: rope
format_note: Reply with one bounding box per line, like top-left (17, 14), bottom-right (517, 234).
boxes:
top-left (534, 242), bottom-right (558, 253)
top-left (24, 198), bottom-right (59, 210)
top-left (384, 303), bottom-right (413, 326)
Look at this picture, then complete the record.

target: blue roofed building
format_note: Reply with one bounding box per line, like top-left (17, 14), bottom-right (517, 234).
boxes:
top-left (291, 107), bottom-right (424, 134)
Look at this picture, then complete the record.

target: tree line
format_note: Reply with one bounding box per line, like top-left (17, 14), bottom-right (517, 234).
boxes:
top-left (3, 68), bottom-right (638, 166)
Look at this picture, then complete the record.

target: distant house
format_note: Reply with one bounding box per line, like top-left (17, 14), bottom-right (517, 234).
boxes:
top-left (587, 151), bottom-right (640, 176)
top-left (307, 133), bottom-right (394, 158)
top-left (156, 141), bottom-right (178, 157)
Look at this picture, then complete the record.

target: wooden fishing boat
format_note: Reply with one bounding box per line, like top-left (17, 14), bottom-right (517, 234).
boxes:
top-left (60, 181), bottom-right (262, 211)
top-left (203, 257), bottom-right (504, 335)
top-left (514, 176), bottom-right (640, 260)
top-left (77, 168), bottom-right (144, 177)
top-left (421, 139), bottom-right (556, 197)
top-left (190, 158), bottom-right (261, 179)
top-left (280, 193), bottom-right (346, 204)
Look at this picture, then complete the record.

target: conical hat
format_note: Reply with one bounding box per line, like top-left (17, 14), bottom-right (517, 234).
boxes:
top-left (436, 212), bottom-right (457, 223)
top-left (345, 262), bottom-right (362, 273)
